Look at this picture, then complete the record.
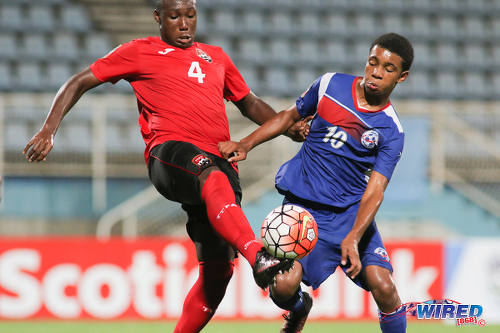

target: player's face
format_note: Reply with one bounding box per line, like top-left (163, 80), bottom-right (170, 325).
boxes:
top-left (154, 0), bottom-right (197, 49)
top-left (362, 45), bottom-right (408, 96)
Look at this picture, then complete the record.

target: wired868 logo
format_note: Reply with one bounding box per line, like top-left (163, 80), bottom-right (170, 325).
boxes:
top-left (406, 299), bottom-right (486, 327)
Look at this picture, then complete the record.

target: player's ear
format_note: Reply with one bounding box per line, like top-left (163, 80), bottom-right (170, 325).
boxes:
top-left (154, 9), bottom-right (161, 25)
top-left (397, 70), bottom-right (409, 84)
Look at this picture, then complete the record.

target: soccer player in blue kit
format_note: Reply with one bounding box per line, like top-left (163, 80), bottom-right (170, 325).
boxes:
top-left (219, 33), bottom-right (413, 333)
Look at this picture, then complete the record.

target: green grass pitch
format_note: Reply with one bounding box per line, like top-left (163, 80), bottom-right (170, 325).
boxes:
top-left (0, 320), bottom-right (498, 333)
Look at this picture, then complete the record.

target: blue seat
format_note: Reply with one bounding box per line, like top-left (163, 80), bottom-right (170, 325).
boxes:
top-left (413, 42), bottom-right (433, 67)
top-left (325, 13), bottom-right (348, 36)
top-left (237, 66), bottom-right (259, 92)
top-left (436, 71), bottom-right (461, 99)
top-left (0, 33), bottom-right (17, 59)
top-left (0, 62), bottom-right (13, 91)
top-left (238, 38), bottom-right (265, 63)
top-left (463, 17), bottom-right (485, 38)
top-left (20, 33), bottom-right (49, 60)
top-left (437, 16), bottom-right (459, 38)
top-left (408, 15), bottom-right (432, 38)
top-left (46, 62), bottom-right (72, 90)
top-left (264, 68), bottom-right (290, 96)
top-left (52, 32), bottom-right (80, 60)
top-left (436, 43), bottom-right (458, 67)
top-left (0, 5), bottom-right (23, 31)
top-left (84, 34), bottom-right (112, 59)
top-left (293, 40), bottom-right (319, 64)
top-left (59, 5), bottom-right (91, 32)
top-left (463, 44), bottom-right (487, 67)
top-left (27, 5), bottom-right (55, 31)
top-left (5, 122), bottom-right (31, 151)
top-left (241, 11), bottom-right (264, 34)
top-left (15, 62), bottom-right (43, 91)
top-left (269, 40), bottom-right (292, 64)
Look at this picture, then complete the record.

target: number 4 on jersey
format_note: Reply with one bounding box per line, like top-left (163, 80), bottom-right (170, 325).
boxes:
top-left (188, 61), bottom-right (205, 83)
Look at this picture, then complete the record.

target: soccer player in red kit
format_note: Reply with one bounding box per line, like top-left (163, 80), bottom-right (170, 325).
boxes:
top-left (23, 0), bottom-right (299, 331)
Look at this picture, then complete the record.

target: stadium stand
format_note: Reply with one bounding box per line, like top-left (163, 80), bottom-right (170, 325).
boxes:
top-left (0, 0), bottom-right (499, 236)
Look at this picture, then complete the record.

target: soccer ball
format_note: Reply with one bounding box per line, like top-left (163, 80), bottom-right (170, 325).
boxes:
top-left (261, 204), bottom-right (318, 260)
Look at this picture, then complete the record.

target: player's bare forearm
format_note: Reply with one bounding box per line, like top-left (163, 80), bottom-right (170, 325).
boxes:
top-left (341, 171), bottom-right (388, 278)
top-left (24, 68), bottom-right (102, 162)
top-left (219, 107), bottom-right (300, 162)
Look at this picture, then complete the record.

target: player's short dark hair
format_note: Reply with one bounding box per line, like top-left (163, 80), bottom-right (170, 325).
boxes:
top-left (370, 33), bottom-right (414, 72)
top-left (154, 0), bottom-right (196, 13)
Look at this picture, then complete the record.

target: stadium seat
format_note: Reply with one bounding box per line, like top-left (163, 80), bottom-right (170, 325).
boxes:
top-left (238, 38), bottom-right (265, 63)
top-left (463, 44), bottom-right (487, 67)
top-left (294, 68), bottom-right (318, 92)
top-left (408, 15), bottom-right (431, 38)
top-left (269, 11), bottom-right (293, 34)
top-left (381, 14), bottom-right (404, 35)
top-left (0, 62), bottom-right (12, 91)
top-left (293, 40), bottom-right (319, 64)
top-left (204, 36), bottom-right (233, 55)
top-left (15, 62), bottom-right (43, 91)
top-left (298, 13), bottom-right (320, 34)
top-left (322, 40), bottom-right (348, 66)
top-left (437, 16), bottom-right (459, 39)
top-left (352, 13), bottom-right (377, 37)
top-left (84, 34), bottom-right (112, 60)
top-left (463, 72), bottom-right (489, 99)
top-left (436, 43), bottom-right (458, 67)
top-left (60, 4), bottom-right (91, 32)
top-left (27, 5), bottom-right (55, 31)
top-left (46, 62), bottom-right (72, 91)
top-left (20, 33), bottom-right (49, 60)
top-left (325, 12), bottom-right (348, 37)
top-left (238, 66), bottom-right (260, 92)
top-left (465, 16), bottom-right (486, 38)
top-left (352, 42), bottom-right (369, 66)
top-left (57, 123), bottom-right (92, 153)
top-left (241, 11), bottom-right (265, 35)
top-left (213, 10), bottom-right (237, 33)
top-left (264, 68), bottom-right (290, 96)
top-left (406, 71), bottom-right (433, 98)
top-left (269, 40), bottom-right (292, 64)
top-left (436, 71), bottom-right (461, 99)
top-left (52, 32), bottom-right (80, 61)
top-left (412, 42), bottom-right (433, 67)
top-left (0, 33), bottom-right (17, 59)
top-left (0, 5), bottom-right (23, 31)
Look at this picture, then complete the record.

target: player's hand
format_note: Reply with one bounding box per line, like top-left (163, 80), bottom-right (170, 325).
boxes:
top-left (218, 140), bottom-right (250, 162)
top-left (23, 129), bottom-right (55, 162)
top-left (340, 232), bottom-right (362, 279)
top-left (286, 115), bottom-right (313, 142)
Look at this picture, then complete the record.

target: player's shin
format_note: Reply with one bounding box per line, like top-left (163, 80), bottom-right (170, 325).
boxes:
top-left (378, 305), bottom-right (407, 333)
top-left (174, 260), bottom-right (233, 333)
top-left (201, 171), bottom-right (261, 266)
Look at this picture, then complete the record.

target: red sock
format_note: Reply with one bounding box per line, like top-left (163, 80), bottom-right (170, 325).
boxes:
top-left (201, 171), bottom-right (262, 266)
top-left (174, 260), bottom-right (234, 333)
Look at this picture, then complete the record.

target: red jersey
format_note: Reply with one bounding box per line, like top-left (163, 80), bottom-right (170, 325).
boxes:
top-left (90, 36), bottom-right (250, 162)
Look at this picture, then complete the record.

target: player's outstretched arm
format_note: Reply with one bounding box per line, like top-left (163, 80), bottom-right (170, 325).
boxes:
top-left (233, 92), bottom-right (309, 142)
top-left (23, 68), bottom-right (102, 162)
top-left (341, 171), bottom-right (388, 279)
top-left (219, 105), bottom-right (307, 162)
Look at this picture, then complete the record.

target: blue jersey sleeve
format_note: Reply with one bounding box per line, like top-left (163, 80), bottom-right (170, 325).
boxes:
top-left (373, 129), bottom-right (404, 181)
top-left (296, 76), bottom-right (322, 118)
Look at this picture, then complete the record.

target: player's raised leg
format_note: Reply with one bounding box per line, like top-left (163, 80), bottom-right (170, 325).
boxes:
top-left (270, 262), bottom-right (313, 333)
top-left (199, 166), bottom-right (291, 288)
top-left (363, 265), bottom-right (407, 333)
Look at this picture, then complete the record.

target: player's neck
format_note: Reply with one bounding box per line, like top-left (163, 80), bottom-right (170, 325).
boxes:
top-left (355, 80), bottom-right (390, 111)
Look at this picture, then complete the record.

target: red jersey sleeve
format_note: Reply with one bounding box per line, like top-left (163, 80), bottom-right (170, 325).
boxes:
top-left (90, 41), bottom-right (141, 84)
top-left (221, 49), bottom-right (251, 102)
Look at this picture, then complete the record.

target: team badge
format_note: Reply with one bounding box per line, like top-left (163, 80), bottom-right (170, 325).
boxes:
top-left (361, 130), bottom-right (379, 149)
top-left (374, 247), bottom-right (390, 262)
top-left (192, 154), bottom-right (212, 167)
top-left (196, 48), bottom-right (212, 63)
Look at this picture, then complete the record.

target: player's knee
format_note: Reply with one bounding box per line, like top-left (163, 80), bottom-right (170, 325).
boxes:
top-left (372, 280), bottom-right (399, 309)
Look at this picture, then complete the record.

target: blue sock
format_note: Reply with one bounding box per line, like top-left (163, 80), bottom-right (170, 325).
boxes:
top-left (379, 306), bottom-right (407, 333)
top-left (270, 288), bottom-right (306, 315)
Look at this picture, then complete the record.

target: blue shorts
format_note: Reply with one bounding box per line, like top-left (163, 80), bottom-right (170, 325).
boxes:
top-left (283, 196), bottom-right (393, 291)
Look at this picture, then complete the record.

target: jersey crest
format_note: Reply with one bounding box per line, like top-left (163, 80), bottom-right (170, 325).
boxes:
top-left (361, 130), bottom-right (379, 149)
top-left (196, 48), bottom-right (212, 63)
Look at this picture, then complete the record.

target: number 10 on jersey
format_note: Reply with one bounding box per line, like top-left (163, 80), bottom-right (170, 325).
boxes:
top-left (188, 61), bottom-right (205, 83)
top-left (323, 126), bottom-right (347, 149)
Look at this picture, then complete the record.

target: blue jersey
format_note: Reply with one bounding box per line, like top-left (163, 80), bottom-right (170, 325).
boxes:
top-left (275, 73), bottom-right (404, 208)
